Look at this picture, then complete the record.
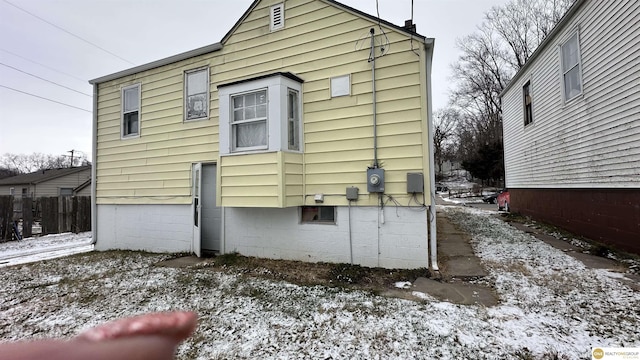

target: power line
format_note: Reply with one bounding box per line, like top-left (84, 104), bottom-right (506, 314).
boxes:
top-left (0, 48), bottom-right (87, 83)
top-left (0, 61), bottom-right (91, 97)
top-left (1, 0), bottom-right (135, 66)
top-left (0, 84), bottom-right (91, 113)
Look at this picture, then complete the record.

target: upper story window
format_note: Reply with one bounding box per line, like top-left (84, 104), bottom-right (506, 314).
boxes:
top-left (218, 72), bottom-right (303, 155)
top-left (185, 68), bottom-right (209, 121)
top-left (232, 90), bottom-right (268, 150)
top-left (523, 80), bottom-right (533, 126)
top-left (561, 32), bottom-right (582, 102)
top-left (122, 83), bottom-right (141, 138)
top-left (270, 3), bottom-right (284, 31)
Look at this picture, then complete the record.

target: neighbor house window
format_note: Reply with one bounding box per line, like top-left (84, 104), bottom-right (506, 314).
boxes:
top-left (288, 88), bottom-right (300, 150)
top-left (561, 32), bottom-right (582, 102)
top-left (270, 3), bottom-right (284, 31)
top-left (21, 188), bottom-right (27, 197)
top-left (185, 68), bottom-right (209, 121)
top-left (122, 83), bottom-right (140, 138)
top-left (523, 80), bottom-right (533, 126)
top-left (59, 188), bottom-right (73, 197)
top-left (9, 187), bottom-right (14, 196)
top-left (231, 90), bottom-right (268, 150)
top-left (301, 206), bottom-right (335, 224)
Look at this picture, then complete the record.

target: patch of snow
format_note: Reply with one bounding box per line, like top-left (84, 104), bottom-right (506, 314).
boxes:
top-left (0, 209), bottom-right (638, 359)
top-left (394, 281), bottom-right (411, 289)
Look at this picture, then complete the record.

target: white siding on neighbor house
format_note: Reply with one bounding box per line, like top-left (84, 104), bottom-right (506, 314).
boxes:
top-left (502, 0), bottom-right (640, 188)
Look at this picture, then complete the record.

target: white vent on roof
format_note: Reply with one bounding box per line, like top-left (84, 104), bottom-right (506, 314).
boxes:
top-left (270, 3), bottom-right (284, 31)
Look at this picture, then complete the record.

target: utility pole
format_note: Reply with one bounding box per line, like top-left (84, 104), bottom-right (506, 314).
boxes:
top-left (68, 149), bottom-right (75, 168)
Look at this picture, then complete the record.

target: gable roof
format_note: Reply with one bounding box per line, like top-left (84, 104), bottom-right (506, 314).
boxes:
top-left (220, 0), bottom-right (426, 44)
top-left (89, 0), bottom-right (428, 85)
top-left (0, 166), bottom-right (91, 186)
top-left (500, 0), bottom-right (587, 97)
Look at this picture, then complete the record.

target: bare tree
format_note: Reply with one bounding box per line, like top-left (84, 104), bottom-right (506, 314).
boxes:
top-left (433, 108), bottom-right (459, 177)
top-left (0, 152), bottom-right (90, 174)
top-left (446, 0), bottom-right (575, 185)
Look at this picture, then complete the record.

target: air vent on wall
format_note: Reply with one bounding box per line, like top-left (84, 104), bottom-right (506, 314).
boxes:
top-left (270, 3), bottom-right (284, 31)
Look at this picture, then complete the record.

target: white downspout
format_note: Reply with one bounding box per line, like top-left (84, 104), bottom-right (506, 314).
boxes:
top-left (425, 42), bottom-right (439, 272)
top-left (90, 83), bottom-right (98, 246)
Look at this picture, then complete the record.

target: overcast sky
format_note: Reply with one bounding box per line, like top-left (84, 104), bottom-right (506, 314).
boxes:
top-left (0, 0), bottom-right (509, 160)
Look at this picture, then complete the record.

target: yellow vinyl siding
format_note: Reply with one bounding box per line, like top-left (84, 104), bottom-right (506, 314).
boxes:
top-left (219, 152), bottom-right (304, 207)
top-left (219, 152), bottom-right (279, 207)
top-left (95, 0), bottom-right (431, 206)
top-left (283, 152), bottom-right (304, 206)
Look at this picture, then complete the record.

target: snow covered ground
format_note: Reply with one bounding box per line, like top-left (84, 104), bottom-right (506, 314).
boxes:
top-left (0, 208), bottom-right (638, 359)
top-left (0, 232), bottom-right (93, 268)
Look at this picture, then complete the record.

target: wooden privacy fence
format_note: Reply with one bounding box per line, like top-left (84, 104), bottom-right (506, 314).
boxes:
top-left (0, 196), bottom-right (91, 241)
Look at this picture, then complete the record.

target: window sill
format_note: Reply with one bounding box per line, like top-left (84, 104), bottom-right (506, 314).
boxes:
top-left (121, 134), bottom-right (140, 140)
top-left (184, 116), bottom-right (209, 122)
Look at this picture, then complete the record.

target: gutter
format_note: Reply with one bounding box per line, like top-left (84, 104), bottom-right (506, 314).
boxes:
top-left (90, 83), bottom-right (98, 245)
top-left (424, 39), bottom-right (439, 273)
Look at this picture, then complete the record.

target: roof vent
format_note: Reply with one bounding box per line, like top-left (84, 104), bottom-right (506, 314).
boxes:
top-left (270, 3), bottom-right (284, 31)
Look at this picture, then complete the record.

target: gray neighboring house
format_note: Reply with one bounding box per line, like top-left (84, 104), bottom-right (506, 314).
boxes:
top-left (0, 166), bottom-right (92, 198)
top-left (500, 0), bottom-right (639, 253)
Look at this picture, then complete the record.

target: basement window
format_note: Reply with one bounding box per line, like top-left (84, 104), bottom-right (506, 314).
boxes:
top-left (301, 206), bottom-right (336, 224)
top-left (270, 3), bottom-right (285, 31)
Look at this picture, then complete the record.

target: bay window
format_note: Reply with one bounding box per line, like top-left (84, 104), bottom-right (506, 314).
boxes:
top-left (218, 72), bottom-right (303, 155)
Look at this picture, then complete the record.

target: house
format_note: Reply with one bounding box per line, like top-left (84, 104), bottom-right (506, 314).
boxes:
top-left (89, 0), bottom-right (438, 269)
top-left (0, 166), bottom-right (92, 198)
top-left (500, 0), bottom-right (640, 253)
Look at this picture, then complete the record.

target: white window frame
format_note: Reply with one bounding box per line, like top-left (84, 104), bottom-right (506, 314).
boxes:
top-left (121, 83), bottom-right (141, 139)
top-left (184, 67), bottom-right (210, 122)
top-left (9, 187), bottom-right (14, 196)
top-left (560, 30), bottom-right (583, 103)
top-left (230, 89), bottom-right (269, 152)
top-left (270, 3), bottom-right (285, 31)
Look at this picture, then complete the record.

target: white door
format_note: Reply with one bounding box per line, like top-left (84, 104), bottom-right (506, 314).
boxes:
top-left (192, 163), bottom-right (202, 257)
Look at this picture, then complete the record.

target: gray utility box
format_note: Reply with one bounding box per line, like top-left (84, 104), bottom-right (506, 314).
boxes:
top-left (367, 168), bottom-right (385, 193)
top-left (346, 186), bottom-right (359, 200)
top-left (407, 172), bottom-right (424, 193)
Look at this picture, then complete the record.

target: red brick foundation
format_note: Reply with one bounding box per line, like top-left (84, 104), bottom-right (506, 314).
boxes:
top-left (510, 188), bottom-right (640, 254)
